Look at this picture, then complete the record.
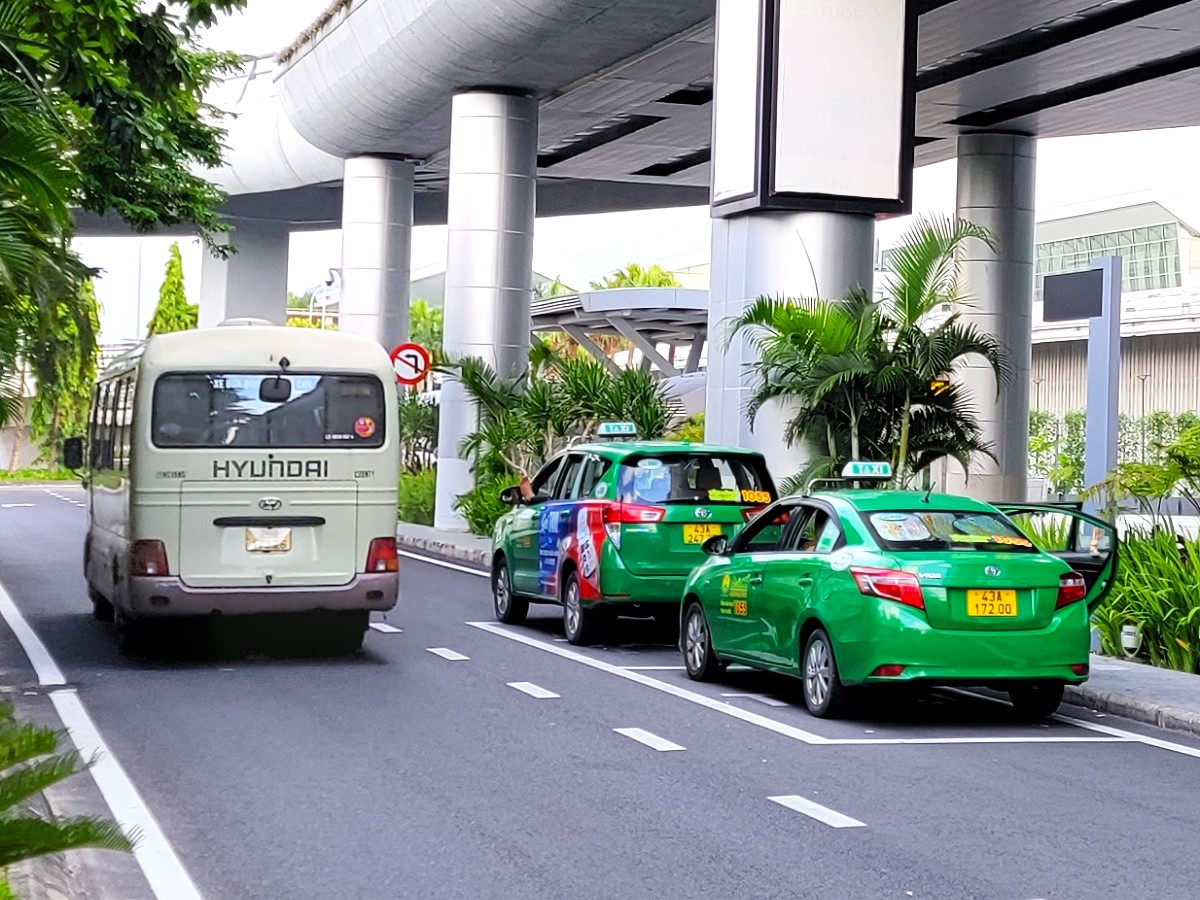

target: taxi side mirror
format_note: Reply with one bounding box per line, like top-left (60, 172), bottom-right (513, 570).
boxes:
top-left (499, 486), bottom-right (522, 506)
top-left (702, 534), bottom-right (729, 556)
top-left (62, 437), bottom-right (84, 471)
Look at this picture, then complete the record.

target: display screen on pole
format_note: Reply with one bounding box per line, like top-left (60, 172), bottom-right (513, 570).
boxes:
top-left (1043, 269), bottom-right (1104, 322)
top-left (711, 0), bottom-right (764, 204)
top-left (773, 0), bottom-right (907, 202)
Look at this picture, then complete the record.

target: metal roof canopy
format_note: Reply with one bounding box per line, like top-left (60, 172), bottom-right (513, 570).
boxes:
top-left (531, 286), bottom-right (708, 376)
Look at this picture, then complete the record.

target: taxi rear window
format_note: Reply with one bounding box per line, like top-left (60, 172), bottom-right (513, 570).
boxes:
top-left (617, 454), bottom-right (774, 506)
top-left (866, 510), bottom-right (1037, 553)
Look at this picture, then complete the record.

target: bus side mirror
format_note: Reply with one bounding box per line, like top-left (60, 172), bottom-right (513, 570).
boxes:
top-left (62, 437), bottom-right (84, 471)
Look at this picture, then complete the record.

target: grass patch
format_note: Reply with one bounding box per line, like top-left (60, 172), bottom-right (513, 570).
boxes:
top-left (0, 468), bottom-right (77, 483)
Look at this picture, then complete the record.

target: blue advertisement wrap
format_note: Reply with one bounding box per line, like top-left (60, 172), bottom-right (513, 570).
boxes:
top-left (537, 503), bottom-right (573, 594)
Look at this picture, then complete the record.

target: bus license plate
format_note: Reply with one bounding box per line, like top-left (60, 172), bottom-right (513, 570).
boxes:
top-left (967, 589), bottom-right (1017, 616)
top-left (682, 524), bottom-right (721, 544)
top-left (246, 527), bottom-right (292, 553)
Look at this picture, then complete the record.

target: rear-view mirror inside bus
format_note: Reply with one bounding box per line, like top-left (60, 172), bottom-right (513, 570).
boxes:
top-left (260, 377), bottom-right (292, 403)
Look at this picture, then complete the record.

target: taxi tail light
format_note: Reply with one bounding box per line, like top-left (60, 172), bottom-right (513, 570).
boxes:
top-left (1071, 663), bottom-right (1089, 676)
top-left (850, 567), bottom-right (925, 611)
top-left (871, 665), bottom-right (906, 678)
top-left (741, 506), bottom-right (764, 522)
top-left (130, 540), bottom-right (170, 577)
top-left (1055, 573), bottom-right (1087, 609)
top-left (602, 502), bottom-right (665, 548)
top-left (366, 537), bottom-right (399, 573)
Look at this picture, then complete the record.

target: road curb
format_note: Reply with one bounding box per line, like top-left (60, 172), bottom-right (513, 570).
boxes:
top-left (1065, 683), bottom-right (1200, 738)
top-left (396, 532), bottom-right (489, 569)
top-left (5, 788), bottom-right (80, 900)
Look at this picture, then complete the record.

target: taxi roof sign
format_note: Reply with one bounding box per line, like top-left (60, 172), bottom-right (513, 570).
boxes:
top-left (596, 422), bottom-right (638, 438)
top-left (841, 461), bottom-right (892, 479)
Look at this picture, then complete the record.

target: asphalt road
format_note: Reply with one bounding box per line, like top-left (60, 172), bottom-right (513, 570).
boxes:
top-left (2, 483), bottom-right (1200, 899)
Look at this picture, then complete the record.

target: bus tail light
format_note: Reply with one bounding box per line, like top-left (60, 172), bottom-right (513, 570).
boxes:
top-left (1055, 573), bottom-right (1087, 609)
top-left (601, 502), bottom-right (665, 548)
top-left (850, 567), bottom-right (925, 611)
top-left (130, 541), bottom-right (170, 577)
top-left (366, 538), bottom-right (399, 573)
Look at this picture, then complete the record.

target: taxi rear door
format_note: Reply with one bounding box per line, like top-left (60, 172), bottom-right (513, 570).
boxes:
top-left (997, 503), bottom-right (1119, 613)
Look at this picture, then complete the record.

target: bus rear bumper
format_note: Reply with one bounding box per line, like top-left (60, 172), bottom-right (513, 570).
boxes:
top-left (126, 573), bottom-right (399, 617)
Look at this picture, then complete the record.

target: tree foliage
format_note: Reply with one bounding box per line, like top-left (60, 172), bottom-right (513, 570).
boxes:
top-left (731, 215), bottom-right (1010, 490)
top-left (0, 701), bottom-right (133, 871)
top-left (410, 299), bottom-right (443, 361)
top-left (590, 263), bottom-right (681, 290)
top-left (146, 242), bottom-right (197, 336)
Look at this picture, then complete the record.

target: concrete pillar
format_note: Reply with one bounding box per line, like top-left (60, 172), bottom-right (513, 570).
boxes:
top-left (706, 212), bottom-right (875, 480)
top-left (198, 222), bottom-right (289, 327)
top-left (434, 91), bottom-right (538, 531)
top-left (339, 157), bottom-right (414, 349)
top-left (947, 132), bottom-right (1037, 501)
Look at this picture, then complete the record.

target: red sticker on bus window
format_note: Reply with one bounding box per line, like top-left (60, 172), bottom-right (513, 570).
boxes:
top-left (354, 417), bottom-right (376, 439)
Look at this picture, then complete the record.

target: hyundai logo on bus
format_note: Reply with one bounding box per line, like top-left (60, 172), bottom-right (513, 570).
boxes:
top-left (212, 459), bottom-right (329, 479)
top-left (258, 498), bottom-right (283, 511)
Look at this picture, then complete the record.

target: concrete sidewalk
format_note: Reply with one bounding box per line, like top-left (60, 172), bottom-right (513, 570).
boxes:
top-left (396, 523), bottom-right (1200, 738)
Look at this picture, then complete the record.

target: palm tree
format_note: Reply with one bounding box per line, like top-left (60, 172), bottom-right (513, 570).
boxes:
top-left (732, 215), bottom-right (1011, 489)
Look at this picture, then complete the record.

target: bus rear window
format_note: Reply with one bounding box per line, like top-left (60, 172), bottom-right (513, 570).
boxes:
top-left (617, 454), bottom-right (775, 505)
top-left (152, 373), bottom-right (386, 449)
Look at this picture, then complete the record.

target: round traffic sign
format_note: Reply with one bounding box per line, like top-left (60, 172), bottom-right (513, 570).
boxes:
top-left (390, 342), bottom-right (432, 385)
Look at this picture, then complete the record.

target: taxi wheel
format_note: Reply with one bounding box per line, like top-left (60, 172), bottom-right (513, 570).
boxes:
top-left (493, 557), bottom-right (528, 625)
top-left (1008, 681), bottom-right (1064, 720)
top-left (561, 571), bottom-right (598, 646)
top-left (802, 628), bottom-right (847, 718)
top-left (683, 602), bottom-right (723, 682)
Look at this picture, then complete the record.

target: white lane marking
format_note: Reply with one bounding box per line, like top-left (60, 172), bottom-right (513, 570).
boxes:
top-left (614, 727), bottom-right (685, 752)
top-left (0, 577), bottom-right (201, 898)
top-left (0, 581), bottom-right (66, 685)
top-left (427, 647), bottom-right (470, 661)
top-left (397, 550), bottom-right (488, 578)
top-left (769, 794), bottom-right (865, 828)
top-left (369, 623), bottom-right (402, 634)
top-left (621, 665), bottom-right (686, 671)
top-left (471, 623), bottom-right (1131, 748)
top-left (946, 687), bottom-right (1200, 759)
top-left (470, 622), bottom-right (830, 745)
top-left (0, 503), bottom-right (34, 508)
top-left (722, 692), bottom-right (788, 708)
top-left (50, 691), bottom-right (203, 900)
top-left (507, 682), bottom-right (560, 699)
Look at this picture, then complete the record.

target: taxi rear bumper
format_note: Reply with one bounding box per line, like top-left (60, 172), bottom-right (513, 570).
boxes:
top-left (125, 573), bottom-right (399, 617)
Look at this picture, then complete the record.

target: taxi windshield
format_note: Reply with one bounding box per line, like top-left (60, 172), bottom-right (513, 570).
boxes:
top-left (866, 510), bottom-right (1037, 553)
top-left (617, 454), bottom-right (774, 506)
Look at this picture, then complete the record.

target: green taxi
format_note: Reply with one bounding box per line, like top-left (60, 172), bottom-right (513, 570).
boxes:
top-left (680, 463), bottom-right (1117, 719)
top-left (490, 427), bottom-right (776, 645)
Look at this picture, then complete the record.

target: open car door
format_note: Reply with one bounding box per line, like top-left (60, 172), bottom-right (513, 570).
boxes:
top-left (997, 503), bottom-right (1118, 614)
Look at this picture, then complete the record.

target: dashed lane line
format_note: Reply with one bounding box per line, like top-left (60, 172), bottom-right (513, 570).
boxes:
top-left (769, 795), bottom-right (865, 828)
top-left (0, 578), bottom-right (202, 899)
top-left (507, 682), bottom-right (560, 699)
top-left (427, 647), bottom-right (470, 661)
top-left (614, 727), bottom-right (685, 752)
top-left (468, 622), bottom-right (1133, 749)
top-left (369, 623), bottom-right (402, 634)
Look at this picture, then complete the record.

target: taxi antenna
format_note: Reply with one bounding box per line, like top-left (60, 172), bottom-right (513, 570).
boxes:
top-left (922, 481), bottom-right (934, 504)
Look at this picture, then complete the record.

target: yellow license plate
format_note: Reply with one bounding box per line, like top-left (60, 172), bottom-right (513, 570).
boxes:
top-left (246, 527), bottom-right (292, 553)
top-left (967, 589), bottom-right (1018, 616)
top-left (682, 524), bottom-right (721, 544)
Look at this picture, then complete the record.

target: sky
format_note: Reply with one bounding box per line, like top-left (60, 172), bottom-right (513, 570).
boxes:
top-left (72, 0), bottom-right (1200, 343)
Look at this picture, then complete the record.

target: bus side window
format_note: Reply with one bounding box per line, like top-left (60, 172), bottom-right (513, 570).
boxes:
top-left (92, 383), bottom-right (113, 469)
top-left (116, 376), bottom-right (135, 471)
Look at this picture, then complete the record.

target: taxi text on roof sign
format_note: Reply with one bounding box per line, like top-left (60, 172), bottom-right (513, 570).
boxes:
top-left (841, 461), bottom-right (892, 479)
top-left (596, 422), bottom-right (638, 437)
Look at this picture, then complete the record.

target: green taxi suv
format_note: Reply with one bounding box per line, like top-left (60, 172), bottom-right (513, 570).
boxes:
top-left (679, 463), bottom-right (1117, 719)
top-left (490, 427), bottom-right (777, 645)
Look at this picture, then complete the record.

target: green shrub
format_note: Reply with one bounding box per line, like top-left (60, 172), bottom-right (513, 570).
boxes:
top-left (397, 468), bottom-right (436, 526)
top-left (455, 478), bottom-right (518, 536)
top-left (0, 468), bottom-right (77, 482)
top-left (1097, 525), bottom-right (1200, 673)
top-left (665, 412), bottom-right (704, 443)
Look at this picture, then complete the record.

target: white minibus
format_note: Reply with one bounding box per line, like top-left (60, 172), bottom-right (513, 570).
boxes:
top-left (64, 319), bottom-right (401, 655)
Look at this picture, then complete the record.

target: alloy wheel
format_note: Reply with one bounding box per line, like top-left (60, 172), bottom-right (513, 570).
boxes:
top-left (494, 564), bottom-right (510, 615)
top-left (685, 609), bottom-right (707, 673)
top-left (564, 580), bottom-right (581, 638)
top-left (805, 638), bottom-right (832, 709)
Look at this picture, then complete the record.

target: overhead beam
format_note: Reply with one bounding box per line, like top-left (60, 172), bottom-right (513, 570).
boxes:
top-left (561, 324), bottom-right (623, 376)
top-left (684, 331), bottom-right (706, 374)
top-left (610, 317), bottom-right (681, 377)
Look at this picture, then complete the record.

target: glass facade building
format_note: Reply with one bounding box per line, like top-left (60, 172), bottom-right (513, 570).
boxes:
top-left (1035, 223), bottom-right (1182, 295)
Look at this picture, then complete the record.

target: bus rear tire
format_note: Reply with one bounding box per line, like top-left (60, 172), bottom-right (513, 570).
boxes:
top-left (88, 585), bottom-right (115, 623)
top-left (115, 609), bottom-right (151, 657)
top-left (321, 611), bottom-right (367, 656)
